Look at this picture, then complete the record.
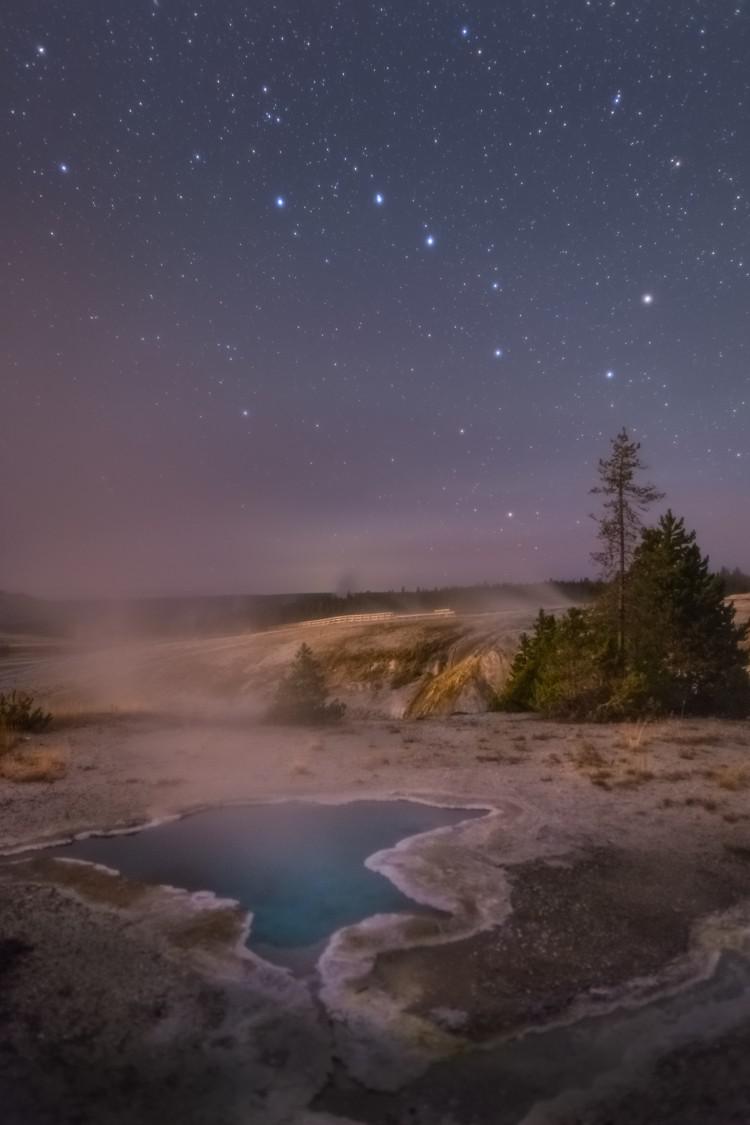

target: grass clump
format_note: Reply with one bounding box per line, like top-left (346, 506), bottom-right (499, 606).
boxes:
top-left (0, 747), bottom-right (67, 782)
top-left (573, 741), bottom-right (608, 770)
top-left (712, 766), bottom-right (750, 792)
top-left (0, 691), bottom-right (52, 735)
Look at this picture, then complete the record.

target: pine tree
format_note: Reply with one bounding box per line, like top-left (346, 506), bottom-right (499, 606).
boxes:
top-left (497, 610), bottom-right (558, 711)
top-left (498, 606), bottom-right (615, 718)
top-left (268, 644), bottom-right (345, 724)
top-left (626, 511), bottom-right (750, 715)
top-left (591, 429), bottom-right (664, 660)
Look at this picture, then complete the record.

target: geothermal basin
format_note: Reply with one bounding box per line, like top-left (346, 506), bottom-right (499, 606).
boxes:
top-left (52, 799), bottom-right (484, 961)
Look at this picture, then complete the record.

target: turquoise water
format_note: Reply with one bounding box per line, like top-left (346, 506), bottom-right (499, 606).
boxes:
top-left (54, 800), bottom-right (482, 952)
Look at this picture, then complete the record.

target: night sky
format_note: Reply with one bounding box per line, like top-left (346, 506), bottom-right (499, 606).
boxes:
top-left (2, 2), bottom-right (748, 597)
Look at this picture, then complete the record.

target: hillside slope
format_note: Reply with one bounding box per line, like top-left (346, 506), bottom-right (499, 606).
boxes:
top-left (0, 608), bottom-right (557, 719)
top-left (4, 595), bottom-right (745, 721)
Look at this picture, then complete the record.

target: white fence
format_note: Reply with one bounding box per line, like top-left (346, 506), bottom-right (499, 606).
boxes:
top-left (295, 608), bottom-right (455, 629)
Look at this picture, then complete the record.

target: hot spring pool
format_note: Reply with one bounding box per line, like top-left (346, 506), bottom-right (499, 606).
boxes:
top-left (53, 800), bottom-right (483, 956)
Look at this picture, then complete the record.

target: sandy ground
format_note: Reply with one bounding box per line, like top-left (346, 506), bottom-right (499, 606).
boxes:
top-left (0, 702), bottom-right (749, 1123)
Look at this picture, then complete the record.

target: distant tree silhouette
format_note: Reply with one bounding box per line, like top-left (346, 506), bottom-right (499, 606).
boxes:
top-left (718, 567), bottom-right (750, 596)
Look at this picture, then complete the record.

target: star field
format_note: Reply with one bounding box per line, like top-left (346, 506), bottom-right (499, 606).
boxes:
top-left (1, 1), bottom-right (748, 595)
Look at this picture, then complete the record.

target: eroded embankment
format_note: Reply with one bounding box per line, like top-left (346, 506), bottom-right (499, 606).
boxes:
top-left (0, 609), bottom-right (535, 720)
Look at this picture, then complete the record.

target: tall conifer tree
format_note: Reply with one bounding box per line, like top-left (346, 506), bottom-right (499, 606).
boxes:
top-left (591, 429), bottom-right (663, 659)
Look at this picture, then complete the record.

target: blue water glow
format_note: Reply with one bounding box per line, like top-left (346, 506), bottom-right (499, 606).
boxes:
top-left (55, 800), bottom-right (482, 951)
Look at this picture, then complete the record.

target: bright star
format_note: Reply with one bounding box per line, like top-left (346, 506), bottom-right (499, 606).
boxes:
top-left (275, 195), bottom-right (286, 208)
top-left (374, 192), bottom-right (384, 205)
top-left (425, 234), bottom-right (435, 247)
top-left (641, 292), bottom-right (654, 305)
top-left (58, 162), bottom-right (69, 173)
top-left (494, 347), bottom-right (504, 359)
top-left (606, 369), bottom-right (615, 379)
top-left (461, 26), bottom-right (470, 37)
top-left (36, 45), bottom-right (46, 57)
top-left (491, 280), bottom-right (501, 291)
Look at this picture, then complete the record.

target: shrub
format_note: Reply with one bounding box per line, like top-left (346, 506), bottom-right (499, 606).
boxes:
top-left (0, 691), bottom-right (52, 736)
top-left (268, 644), bottom-right (346, 725)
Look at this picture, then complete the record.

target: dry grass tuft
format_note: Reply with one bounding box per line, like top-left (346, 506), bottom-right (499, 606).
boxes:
top-left (616, 720), bottom-right (654, 752)
top-left (610, 770), bottom-right (654, 789)
top-left (572, 741), bottom-right (608, 771)
top-left (712, 766), bottom-right (750, 792)
top-left (0, 746), bottom-right (68, 783)
top-left (615, 721), bottom-right (658, 775)
top-left (659, 770), bottom-right (690, 782)
top-left (684, 796), bottom-right (720, 812)
top-left (0, 718), bottom-right (17, 756)
top-left (664, 732), bottom-right (725, 749)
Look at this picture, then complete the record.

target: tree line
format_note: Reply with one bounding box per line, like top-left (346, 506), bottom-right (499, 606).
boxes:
top-left (498, 429), bottom-right (750, 720)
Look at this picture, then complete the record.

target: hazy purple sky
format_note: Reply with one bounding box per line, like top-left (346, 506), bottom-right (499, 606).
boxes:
top-left (2, 2), bottom-right (748, 596)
